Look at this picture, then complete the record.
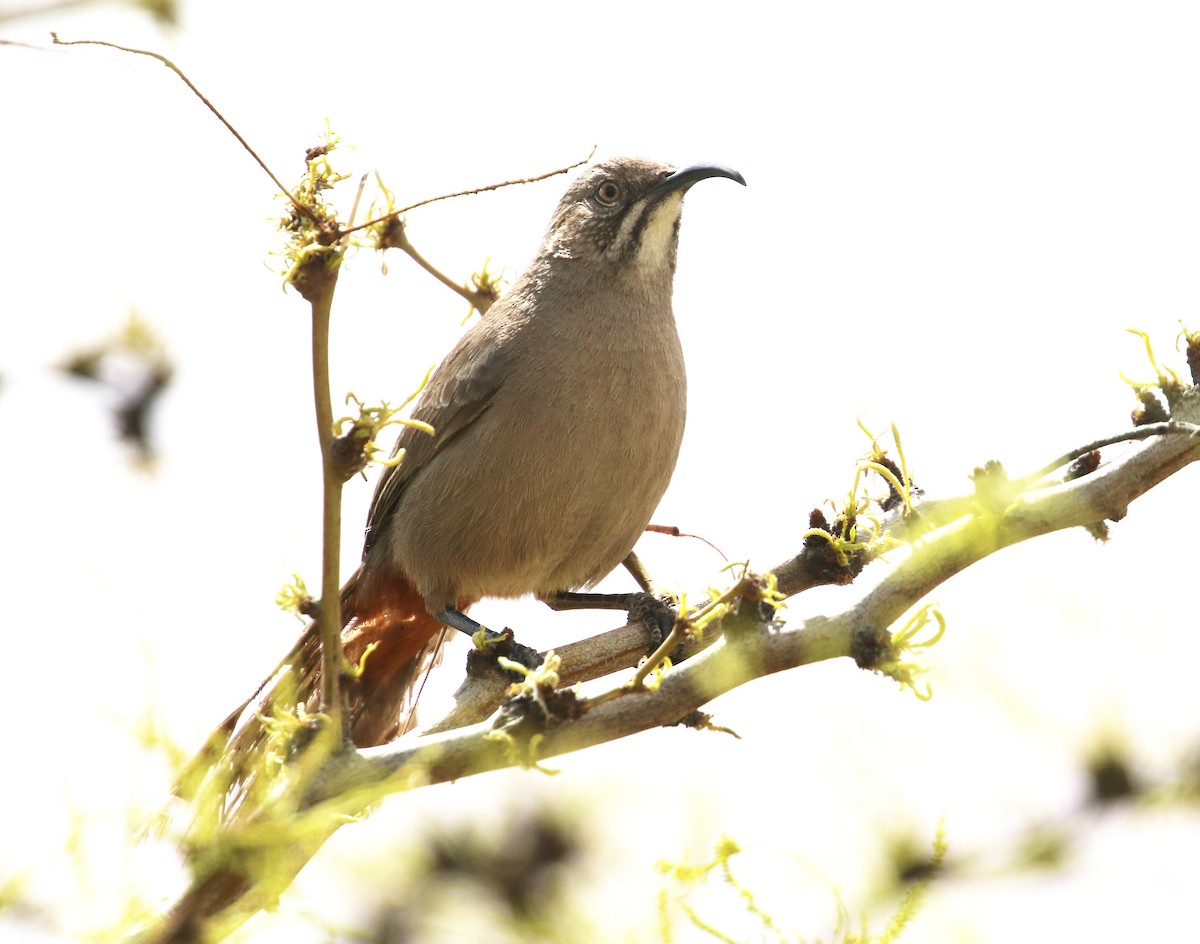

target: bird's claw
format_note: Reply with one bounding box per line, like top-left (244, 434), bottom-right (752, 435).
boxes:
top-left (628, 592), bottom-right (680, 655)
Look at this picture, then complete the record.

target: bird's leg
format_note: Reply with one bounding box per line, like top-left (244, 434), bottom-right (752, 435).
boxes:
top-left (616, 551), bottom-right (681, 646)
top-left (544, 587), bottom-right (678, 653)
top-left (434, 606), bottom-right (541, 672)
top-left (621, 550), bottom-right (656, 595)
top-left (546, 551), bottom-right (677, 649)
top-left (433, 605), bottom-right (494, 640)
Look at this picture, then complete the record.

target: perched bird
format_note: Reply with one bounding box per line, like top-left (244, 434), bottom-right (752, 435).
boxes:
top-left (205, 156), bottom-right (744, 761)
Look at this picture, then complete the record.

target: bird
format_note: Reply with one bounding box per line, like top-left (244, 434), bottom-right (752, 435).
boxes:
top-left (200, 156), bottom-right (745, 768)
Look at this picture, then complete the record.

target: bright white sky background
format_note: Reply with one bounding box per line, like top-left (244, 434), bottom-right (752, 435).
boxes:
top-left (2, 1), bottom-right (1200, 941)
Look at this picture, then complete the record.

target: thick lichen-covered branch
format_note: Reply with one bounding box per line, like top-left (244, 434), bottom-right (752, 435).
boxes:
top-left (422, 387), bottom-right (1200, 756)
top-left (157, 403), bottom-right (1200, 943)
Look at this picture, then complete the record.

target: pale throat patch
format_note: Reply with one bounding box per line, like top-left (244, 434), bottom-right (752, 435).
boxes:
top-left (623, 191), bottom-right (684, 272)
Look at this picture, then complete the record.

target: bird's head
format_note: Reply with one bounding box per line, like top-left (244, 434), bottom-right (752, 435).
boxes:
top-left (543, 156), bottom-right (745, 280)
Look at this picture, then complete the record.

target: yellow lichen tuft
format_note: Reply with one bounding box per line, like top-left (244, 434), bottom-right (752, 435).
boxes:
top-left (334, 381), bottom-right (435, 475)
top-left (877, 604), bottom-right (947, 701)
top-left (274, 573), bottom-right (311, 621)
top-left (277, 124), bottom-right (352, 294)
top-left (463, 256), bottom-right (508, 320)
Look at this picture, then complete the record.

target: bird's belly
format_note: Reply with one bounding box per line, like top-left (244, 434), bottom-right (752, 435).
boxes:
top-left (387, 374), bottom-right (684, 610)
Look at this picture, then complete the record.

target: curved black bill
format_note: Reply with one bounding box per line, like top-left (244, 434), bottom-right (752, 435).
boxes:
top-left (651, 162), bottom-right (747, 200)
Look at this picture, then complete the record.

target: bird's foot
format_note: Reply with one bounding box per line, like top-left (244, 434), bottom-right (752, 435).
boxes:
top-left (463, 626), bottom-right (543, 682)
top-left (435, 605), bottom-right (541, 681)
top-left (544, 589), bottom-right (684, 658)
top-left (626, 591), bottom-right (681, 656)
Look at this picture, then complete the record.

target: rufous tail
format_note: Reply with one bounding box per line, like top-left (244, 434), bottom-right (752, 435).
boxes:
top-left (177, 568), bottom-right (449, 804)
top-left (340, 567), bottom-right (450, 745)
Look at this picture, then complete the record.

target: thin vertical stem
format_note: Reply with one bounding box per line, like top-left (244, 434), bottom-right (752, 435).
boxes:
top-left (309, 265), bottom-right (343, 729)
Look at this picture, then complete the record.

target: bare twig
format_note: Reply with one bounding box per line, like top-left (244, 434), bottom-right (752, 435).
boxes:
top-left (49, 34), bottom-right (318, 224)
top-left (340, 147), bottom-right (597, 240)
top-left (1020, 419), bottom-right (1200, 484)
top-left (390, 226), bottom-right (496, 314)
top-left (644, 523), bottom-right (729, 559)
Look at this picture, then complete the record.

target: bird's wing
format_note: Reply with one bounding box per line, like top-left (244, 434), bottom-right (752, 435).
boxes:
top-left (362, 322), bottom-right (510, 557)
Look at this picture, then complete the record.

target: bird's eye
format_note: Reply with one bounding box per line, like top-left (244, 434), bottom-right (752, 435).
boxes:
top-left (594, 180), bottom-right (622, 206)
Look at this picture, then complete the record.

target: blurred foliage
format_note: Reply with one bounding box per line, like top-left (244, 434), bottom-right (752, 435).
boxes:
top-left (60, 310), bottom-right (173, 464)
top-left (0, 0), bottom-right (178, 27)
